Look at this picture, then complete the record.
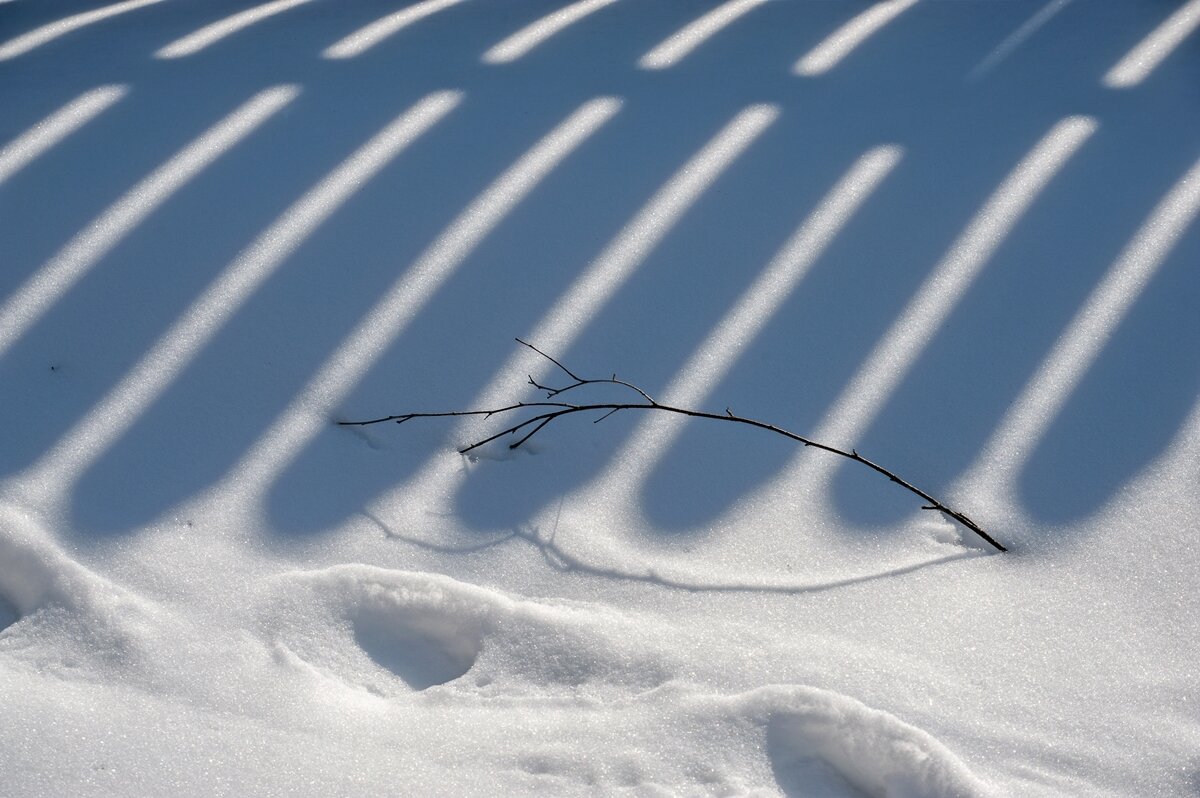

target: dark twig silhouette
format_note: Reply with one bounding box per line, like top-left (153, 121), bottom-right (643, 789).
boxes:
top-left (341, 339), bottom-right (1006, 552)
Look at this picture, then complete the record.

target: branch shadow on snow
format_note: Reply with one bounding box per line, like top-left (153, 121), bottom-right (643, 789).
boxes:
top-left (361, 511), bottom-right (981, 596)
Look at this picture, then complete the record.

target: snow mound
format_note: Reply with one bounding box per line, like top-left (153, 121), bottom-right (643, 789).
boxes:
top-left (0, 505), bottom-right (158, 674)
top-left (255, 568), bottom-right (991, 795)
top-left (738, 685), bottom-right (994, 798)
top-left (0, 505), bottom-right (144, 622)
top-left (263, 566), bottom-right (675, 697)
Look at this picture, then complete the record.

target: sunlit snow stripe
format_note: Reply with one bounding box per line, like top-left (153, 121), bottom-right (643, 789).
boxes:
top-left (0, 0), bottom-right (166, 60)
top-left (965, 155), bottom-right (1200, 489)
top-left (793, 0), bottom-right (918, 76)
top-left (638, 0), bottom-right (768, 70)
top-left (29, 92), bottom-right (460, 486)
top-left (0, 86), bottom-right (299, 360)
top-left (227, 98), bottom-right (621, 493)
top-left (598, 146), bottom-right (904, 492)
top-left (1173, 397), bottom-right (1200, 482)
top-left (967, 0), bottom-right (1073, 81)
top-left (492, 106), bottom-right (779, 403)
top-left (155, 0), bottom-right (317, 58)
top-left (0, 86), bottom-right (126, 187)
top-left (377, 105), bottom-right (779, 520)
top-left (322, 0), bottom-right (465, 59)
top-left (482, 0), bottom-right (617, 64)
top-left (803, 116), bottom-right (1097, 464)
top-left (1103, 0), bottom-right (1200, 88)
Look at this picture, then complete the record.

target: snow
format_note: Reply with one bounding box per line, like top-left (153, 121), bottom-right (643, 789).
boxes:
top-left (2, 0), bottom-right (1200, 795)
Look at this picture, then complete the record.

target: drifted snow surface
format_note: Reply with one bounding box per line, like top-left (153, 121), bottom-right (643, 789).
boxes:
top-left (2, 1), bottom-right (1200, 795)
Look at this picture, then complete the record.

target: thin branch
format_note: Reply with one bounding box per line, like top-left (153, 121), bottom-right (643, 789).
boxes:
top-left (340, 343), bottom-right (1006, 553)
top-left (593, 407), bottom-right (621, 424)
top-left (516, 337), bottom-right (582, 383)
top-left (517, 337), bottom-right (658, 405)
top-left (509, 414), bottom-right (556, 449)
top-left (458, 408), bottom-right (571, 453)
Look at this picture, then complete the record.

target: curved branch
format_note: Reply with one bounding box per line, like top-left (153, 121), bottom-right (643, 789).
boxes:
top-left (340, 343), bottom-right (1006, 552)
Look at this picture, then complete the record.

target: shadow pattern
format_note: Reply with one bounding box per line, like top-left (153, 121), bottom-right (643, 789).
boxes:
top-left (0, 0), bottom-right (1196, 542)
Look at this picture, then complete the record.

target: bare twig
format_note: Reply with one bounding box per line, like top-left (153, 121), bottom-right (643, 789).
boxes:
top-left (519, 338), bottom-right (657, 405)
top-left (340, 340), bottom-right (1006, 552)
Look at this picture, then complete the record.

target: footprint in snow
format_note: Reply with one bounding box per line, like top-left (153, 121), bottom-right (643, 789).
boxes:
top-left (274, 566), bottom-right (674, 696)
top-left (738, 686), bottom-right (994, 798)
top-left (352, 600), bottom-right (482, 690)
top-left (0, 595), bottom-right (17, 633)
top-left (268, 570), bottom-right (992, 795)
top-left (767, 717), bottom-right (871, 798)
top-left (268, 567), bottom-right (494, 694)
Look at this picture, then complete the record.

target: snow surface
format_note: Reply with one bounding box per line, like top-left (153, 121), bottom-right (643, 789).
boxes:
top-left (2, 0), bottom-right (1199, 795)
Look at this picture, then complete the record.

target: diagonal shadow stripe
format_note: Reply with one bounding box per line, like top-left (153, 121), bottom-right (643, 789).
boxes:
top-left (220, 97), bottom-right (622, 505)
top-left (638, 0), bottom-right (769, 70)
top-left (0, 86), bottom-right (299, 360)
top-left (794, 0), bottom-right (919, 77)
top-left (482, 0), bottom-right (619, 64)
top-left (366, 104), bottom-right (780, 535)
top-left (597, 146), bottom-right (904, 501)
top-left (0, 86), bottom-right (127, 187)
top-left (154, 0), bottom-right (319, 58)
top-left (962, 154), bottom-right (1200, 502)
top-left (22, 91), bottom-right (460, 497)
top-left (0, 0), bottom-right (167, 60)
top-left (322, 0), bottom-right (467, 59)
top-left (1104, 0), bottom-right (1200, 88)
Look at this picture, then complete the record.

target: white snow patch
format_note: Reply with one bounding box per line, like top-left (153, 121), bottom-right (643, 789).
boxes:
top-left (738, 685), bottom-right (995, 798)
top-left (0, 506), bottom-right (159, 676)
top-left (262, 566), bottom-right (677, 697)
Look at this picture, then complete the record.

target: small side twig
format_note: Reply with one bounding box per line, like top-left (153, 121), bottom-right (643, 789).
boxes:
top-left (519, 338), bottom-right (657, 405)
top-left (340, 340), bottom-right (1005, 552)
